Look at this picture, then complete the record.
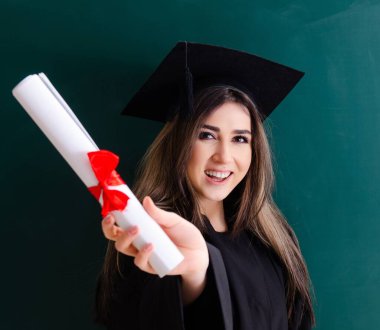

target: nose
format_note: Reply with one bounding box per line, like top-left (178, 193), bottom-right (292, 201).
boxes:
top-left (212, 140), bottom-right (233, 164)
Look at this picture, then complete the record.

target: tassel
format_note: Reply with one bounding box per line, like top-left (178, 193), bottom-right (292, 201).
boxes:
top-left (184, 65), bottom-right (194, 118)
top-left (179, 41), bottom-right (194, 120)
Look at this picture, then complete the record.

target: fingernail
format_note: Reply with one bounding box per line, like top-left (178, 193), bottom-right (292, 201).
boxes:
top-left (145, 196), bottom-right (153, 204)
top-left (104, 215), bottom-right (112, 224)
top-left (127, 226), bottom-right (138, 235)
top-left (144, 243), bottom-right (153, 252)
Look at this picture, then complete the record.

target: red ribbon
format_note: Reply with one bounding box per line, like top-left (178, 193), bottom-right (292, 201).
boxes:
top-left (87, 150), bottom-right (129, 217)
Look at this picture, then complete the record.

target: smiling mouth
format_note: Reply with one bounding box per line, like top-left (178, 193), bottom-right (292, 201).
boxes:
top-left (205, 170), bottom-right (233, 182)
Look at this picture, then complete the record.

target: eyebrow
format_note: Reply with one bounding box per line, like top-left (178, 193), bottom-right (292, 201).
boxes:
top-left (202, 124), bottom-right (252, 135)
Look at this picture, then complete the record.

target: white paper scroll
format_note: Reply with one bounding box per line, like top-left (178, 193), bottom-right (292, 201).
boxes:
top-left (12, 73), bottom-right (184, 277)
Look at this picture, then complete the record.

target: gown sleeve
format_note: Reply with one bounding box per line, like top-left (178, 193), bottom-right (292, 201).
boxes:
top-left (183, 243), bottom-right (233, 330)
top-left (103, 243), bottom-right (233, 330)
top-left (104, 254), bottom-right (184, 330)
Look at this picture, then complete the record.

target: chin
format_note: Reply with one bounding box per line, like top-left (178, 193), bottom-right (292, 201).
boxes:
top-left (203, 191), bottom-right (232, 202)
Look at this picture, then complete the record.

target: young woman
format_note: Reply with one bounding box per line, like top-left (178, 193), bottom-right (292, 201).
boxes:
top-left (94, 43), bottom-right (315, 329)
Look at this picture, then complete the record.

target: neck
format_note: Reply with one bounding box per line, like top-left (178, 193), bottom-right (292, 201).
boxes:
top-left (199, 199), bottom-right (227, 232)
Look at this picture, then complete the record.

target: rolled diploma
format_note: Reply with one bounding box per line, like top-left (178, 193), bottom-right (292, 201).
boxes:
top-left (12, 74), bottom-right (184, 277)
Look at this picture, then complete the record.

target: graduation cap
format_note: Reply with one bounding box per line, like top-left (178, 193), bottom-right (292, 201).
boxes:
top-left (122, 41), bottom-right (304, 122)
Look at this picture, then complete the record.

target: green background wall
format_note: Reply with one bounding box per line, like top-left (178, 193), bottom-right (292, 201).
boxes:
top-left (1, 0), bottom-right (379, 329)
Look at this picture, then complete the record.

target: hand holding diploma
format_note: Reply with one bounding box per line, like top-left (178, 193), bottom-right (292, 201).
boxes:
top-left (12, 73), bottom-right (184, 277)
top-left (103, 196), bottom-right (209, 305)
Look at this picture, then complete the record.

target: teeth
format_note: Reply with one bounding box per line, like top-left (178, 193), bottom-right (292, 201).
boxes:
top-left (205, 170), bottom-right (231, 179)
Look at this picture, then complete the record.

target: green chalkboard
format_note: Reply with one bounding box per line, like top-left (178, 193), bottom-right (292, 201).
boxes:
top-left (1, 0), bottom-right (380, 329)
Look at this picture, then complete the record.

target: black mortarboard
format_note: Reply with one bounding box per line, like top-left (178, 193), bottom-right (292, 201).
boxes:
top-left (122, 41), bottom-right (304, 122)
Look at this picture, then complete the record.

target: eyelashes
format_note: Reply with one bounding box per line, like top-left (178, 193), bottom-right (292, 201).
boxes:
top-left (233, 135), bottom-right (249, 143)
top-left (198, 131), bottom-right (215, 140)
top-left (198, 131), bottom-right (249, 144)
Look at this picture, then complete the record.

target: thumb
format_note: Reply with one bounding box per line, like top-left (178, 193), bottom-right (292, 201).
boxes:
top-left (143, 196), bottom-right (181, 228)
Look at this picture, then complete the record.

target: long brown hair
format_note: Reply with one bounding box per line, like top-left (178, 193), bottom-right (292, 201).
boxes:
top-left (95, 85), bottom-right (315, 326)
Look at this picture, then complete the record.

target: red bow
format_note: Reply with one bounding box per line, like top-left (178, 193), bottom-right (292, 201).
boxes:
top-left (87, 150), bottom-right (129, 217)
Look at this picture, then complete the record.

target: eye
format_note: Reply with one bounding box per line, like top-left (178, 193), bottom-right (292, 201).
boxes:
top-left (233, 135), bottom-right (249, 143)
top-left (198, 131), bottom-right (215, 140)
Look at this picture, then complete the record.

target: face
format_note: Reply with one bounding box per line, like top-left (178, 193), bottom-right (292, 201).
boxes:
top-left (187, 102), bottom-right (252, 208)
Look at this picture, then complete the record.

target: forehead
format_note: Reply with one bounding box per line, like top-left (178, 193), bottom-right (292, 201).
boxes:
top-left (203, 102), bottom-right (251, 128)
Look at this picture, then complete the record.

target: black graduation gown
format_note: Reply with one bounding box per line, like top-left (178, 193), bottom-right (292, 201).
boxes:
top-left (103, 219), bottom-right (311, 330)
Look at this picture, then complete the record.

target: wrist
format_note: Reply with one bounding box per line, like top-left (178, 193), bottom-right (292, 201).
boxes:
top-left (181, 257), bottom-right (209, 305)
top-left (181, 268), bottom-right (208, 305)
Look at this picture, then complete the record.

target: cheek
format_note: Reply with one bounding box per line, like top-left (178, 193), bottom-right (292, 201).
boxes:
top-left (187, 143), bottom-right (204, 180)
top-left (238, 148), bottom-right (252, 174)
top-left (188, 143), bottom-right (206, 168)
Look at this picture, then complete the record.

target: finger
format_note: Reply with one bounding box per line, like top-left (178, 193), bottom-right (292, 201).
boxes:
top-left (143, 196), bottom-right (181, 228)
top-left (102, 214), bottom-right (124, 241)
top-left (143, 196), bottom-right (204, 248)
top-left (134, 243), bottom-right (155, 274)
top-left (114, 226), bottom-right (140, 256)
